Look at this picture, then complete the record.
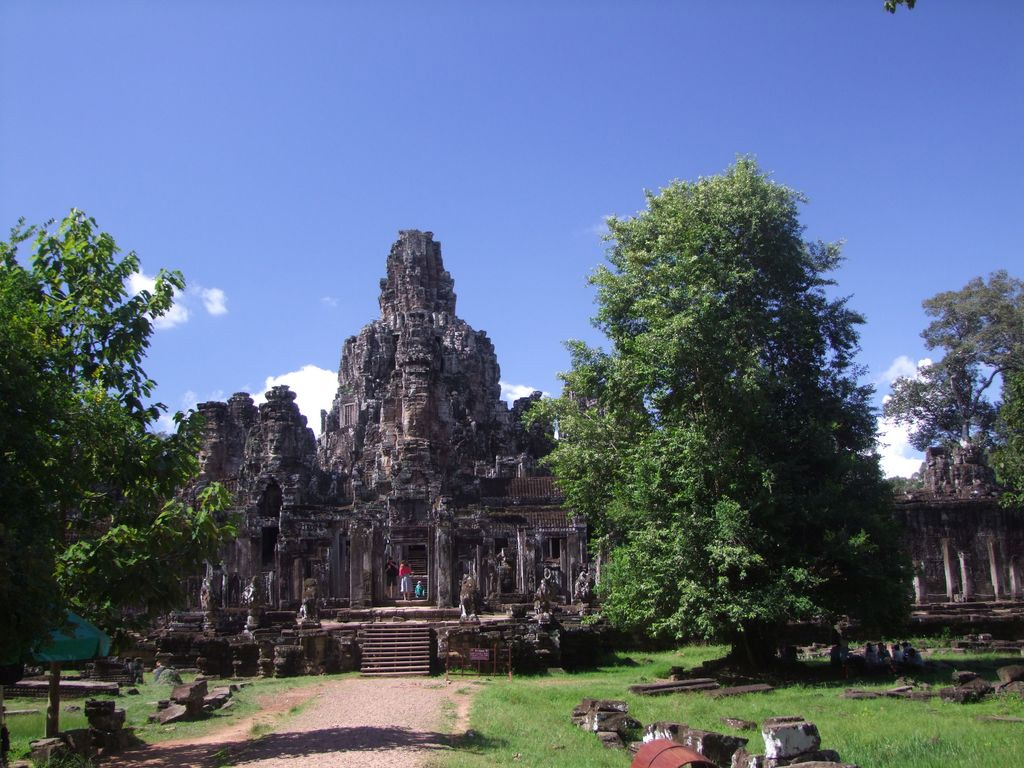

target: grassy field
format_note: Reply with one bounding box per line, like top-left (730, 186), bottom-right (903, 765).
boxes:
top-left (2, 671), bottom-right (342, 762)
top-left (429, 645), bottom-right (1024, 768)
top-left (4, 647), bottom-right (1021, 767)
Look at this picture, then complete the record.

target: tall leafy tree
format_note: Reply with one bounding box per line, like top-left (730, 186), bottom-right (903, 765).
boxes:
top-left (0, 211), bottom-right (235, 663)
top-left (993, 369), bottom-right (1024, 505)
top-left (883, 271), bottom-right (1024, 450)
top-left (529, 159), bottom-right (909, 664)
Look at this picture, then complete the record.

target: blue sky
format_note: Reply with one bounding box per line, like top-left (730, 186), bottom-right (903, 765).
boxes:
top-left (2, 1), bottom-right (1022, 477)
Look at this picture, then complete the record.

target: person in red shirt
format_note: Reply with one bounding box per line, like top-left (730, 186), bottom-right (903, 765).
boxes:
top-left (398, 560), bottom-right (413, 601)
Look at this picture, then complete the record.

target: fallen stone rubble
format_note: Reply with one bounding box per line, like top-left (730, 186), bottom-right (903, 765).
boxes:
top-left (28, 698), bottom-right (134, 764)
top-left (571, 698), bottom-right (856, 767)
top-left (148, 678), bottom-right (241, 724)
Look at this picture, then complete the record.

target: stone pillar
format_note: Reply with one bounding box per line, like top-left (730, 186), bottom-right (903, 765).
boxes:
top-left (349, 525), bottom-right (370, 607)
top-left (435, 524), bottom-right (452, 608)
top-left (1009, 557), bottom-right (1022, 601)
top-left (912, 561), bottom-right (925, 605)
top-left (958, 550), bottom-right (973, 601)
top-left (987, 538), bottom-right (1002, 601)
top-left (941, 539), bottom-right (958, 602)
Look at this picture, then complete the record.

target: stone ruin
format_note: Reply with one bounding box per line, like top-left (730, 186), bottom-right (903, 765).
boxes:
top-left (179, 230), bottom-right (592, 620)
top-left (570, 700), bottom-right (857, 767)
top-left (894, 444), bottom-right (1024, 625)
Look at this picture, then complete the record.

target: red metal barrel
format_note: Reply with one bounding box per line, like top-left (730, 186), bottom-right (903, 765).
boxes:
top-left (630, 738), bottom-right (717, 768)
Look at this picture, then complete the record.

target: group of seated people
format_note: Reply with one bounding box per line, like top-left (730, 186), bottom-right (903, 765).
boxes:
top-left (830, 640), bottom-right (925, 673)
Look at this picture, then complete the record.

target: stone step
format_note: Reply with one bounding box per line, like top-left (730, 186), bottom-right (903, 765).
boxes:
top-left (359, 623), bottom-right (433, 677)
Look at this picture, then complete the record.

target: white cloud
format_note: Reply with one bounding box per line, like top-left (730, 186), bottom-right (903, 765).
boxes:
top-left (877, 355), bottom-right (934, 386)
top-left (876, 414), bottom-right (924, 479)
top-left (126, 268), bottom-right (227, 328)
top-left (321, 296), bottom-right (339, 308)
top-left (256, 364), bottom-right (337, 436)
top-left (127, 270), bottom-right (190, 329)
top-left (500, 381), bottom-right (549, 404)
top-left (200, 287), bottom-right (228, 315)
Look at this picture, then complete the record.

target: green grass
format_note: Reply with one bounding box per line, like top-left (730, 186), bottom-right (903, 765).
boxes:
top-left (428, 646), bottom-right (1024, 768)
top-left (2, 671), bottom-right (348, 762)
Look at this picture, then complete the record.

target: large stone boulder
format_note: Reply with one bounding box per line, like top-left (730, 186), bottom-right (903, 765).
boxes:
top-left (761, 717), bottom-right (821, 760)
top-left (996, 664), bottom-right (1024, 684)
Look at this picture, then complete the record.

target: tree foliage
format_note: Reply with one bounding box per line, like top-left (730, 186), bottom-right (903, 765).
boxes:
top-left (529, 159), bottom-right (909, 662)
top-left (883, 272), bottom-right (1024, 451)
top-left (0, 211), bottom-right (235, 662)
top-left (884, 0), bottom-right (916, 12)
top-left (993, 369), bottom-right (1024, 505)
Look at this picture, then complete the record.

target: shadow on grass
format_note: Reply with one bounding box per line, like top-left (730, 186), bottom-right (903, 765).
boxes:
top-left (103, 724), bottom-right (481, 767)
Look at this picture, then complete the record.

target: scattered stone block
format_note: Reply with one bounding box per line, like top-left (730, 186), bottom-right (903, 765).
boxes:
top-left (722, 717), bottom-right (757, 731)
top-left (590, 710), bottom-right (640, 735)
top-left (996, 664), bottom-right (1024, 684)
top-left (62, 728), bottom-right (92, 756)
top-left (842, 689), bottom-right (879, 700)
top-left (761, 718), bottom-right (821, 760)
top-left (28, 737), bottom-right (66, 764)
top-left (153, 702), bottom-right (189, 724)
top-left (707, 684), bottom-right (774, 698)
top-left (596, 731), bottom-right (624, 749)
top-left (952, 670), bottom-right (979, 685)
top-left (996, 680), bottom-right (1024, 697)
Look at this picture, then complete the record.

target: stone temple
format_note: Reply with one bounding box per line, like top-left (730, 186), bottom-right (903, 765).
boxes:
top-left (191, 230), bottom-right (586, 614)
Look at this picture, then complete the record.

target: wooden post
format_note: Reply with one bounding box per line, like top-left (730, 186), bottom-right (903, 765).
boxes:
top-left (45, 662), bottom-right (61, 738)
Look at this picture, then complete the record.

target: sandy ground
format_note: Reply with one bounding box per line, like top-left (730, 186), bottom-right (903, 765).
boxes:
top-left (102, 677), bottom-right (473, 768)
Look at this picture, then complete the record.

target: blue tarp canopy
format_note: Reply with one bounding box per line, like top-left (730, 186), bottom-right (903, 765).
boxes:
top-left (31, 611), bottom-right (111, 663)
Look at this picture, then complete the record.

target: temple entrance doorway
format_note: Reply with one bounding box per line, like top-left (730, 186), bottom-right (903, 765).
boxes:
top-left (389, 533), bottom-right (429, 602)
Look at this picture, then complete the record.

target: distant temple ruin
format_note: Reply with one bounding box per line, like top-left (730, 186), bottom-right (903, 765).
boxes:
top-left (190, 230), bottom-right (586, 613)
top-left (896, 445), bottom-right (1024, 606)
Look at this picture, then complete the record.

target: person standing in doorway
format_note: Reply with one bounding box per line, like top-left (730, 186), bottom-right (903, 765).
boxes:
top-left (399, 560), bottom-right (413, 601)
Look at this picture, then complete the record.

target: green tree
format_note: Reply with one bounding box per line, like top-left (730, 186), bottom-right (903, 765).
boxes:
top-left (0, 210), bottom-right (235, 663)
top-left (885, 0), bottom-right (916, 12)
top-left (529, 159), bottom-right (909, 664)
top-left (883, 272), bottom-right (1024, 451)
top-left (993, 369), bottom-right (1024, 505)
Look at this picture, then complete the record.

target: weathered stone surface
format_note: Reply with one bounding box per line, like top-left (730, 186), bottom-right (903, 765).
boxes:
top-left (996, 680), bottom-right (1024, 697)
top-left (722, 717), bottom-right (758, 731)
top-left (591, 711), bottom-right (641, 736)
top-left (153, 703), bottom-right (189, 724)
top-left (952, 670), bottom-right (979, 685)
top-left (170, 679), bottom-right (208, 704)
top-left (761, 719), bottom-right (821, 760)
top-left (28, 737), bottom-right (67, 763)
top-left (596, 731), bottom-right (625, 749)
top-left (996, 664), bottom-right (1024, 684)
top-left (707, 684), bottom-right (774, 698)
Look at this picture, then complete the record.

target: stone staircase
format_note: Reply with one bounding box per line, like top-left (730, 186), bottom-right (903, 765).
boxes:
top-left (359, 624), bottom-right (433, 676)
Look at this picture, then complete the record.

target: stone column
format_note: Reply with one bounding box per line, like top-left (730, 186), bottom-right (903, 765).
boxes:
top-left (435, 524), bottom-right (452, 608)
top-left (912, 561), bottom-right (925, 605)
top-left (958, 550), bottom-right (973, 601)
top-left (987, 538), bottom-right (1002, 601)
top-left (349, 525), bottom-right (370, 607)
top-left (941, 539), bottom-right (958, 602)
top-left (1009, 557), bottom-right (1022, 601)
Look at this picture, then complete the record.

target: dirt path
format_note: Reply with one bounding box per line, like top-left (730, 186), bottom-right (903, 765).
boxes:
top-left (103, 677), bottom-right (473, 768)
